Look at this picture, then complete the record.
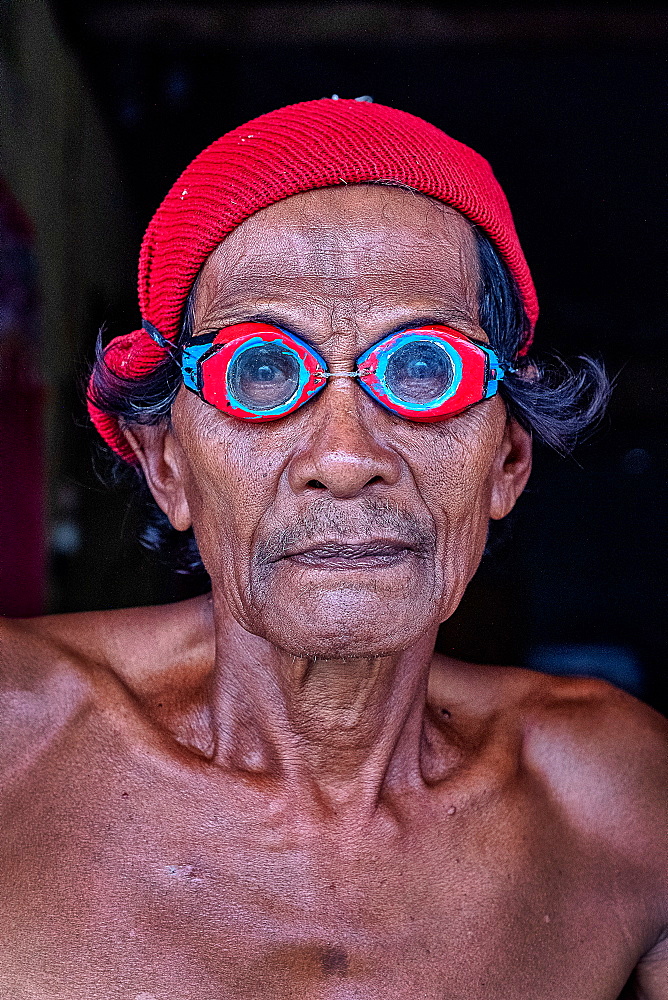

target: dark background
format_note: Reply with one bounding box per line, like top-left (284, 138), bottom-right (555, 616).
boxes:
top-left (22, 4), bottom-right (668, 709)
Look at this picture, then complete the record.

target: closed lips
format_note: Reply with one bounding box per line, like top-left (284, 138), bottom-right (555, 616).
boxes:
top-left (281, 540), bottom-right (423, 566)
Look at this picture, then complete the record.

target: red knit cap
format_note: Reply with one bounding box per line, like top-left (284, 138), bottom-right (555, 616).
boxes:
top-left (89, 98), bottom-right (538, 461)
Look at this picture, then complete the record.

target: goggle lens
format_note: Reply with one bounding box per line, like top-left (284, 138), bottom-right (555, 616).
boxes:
top-left (383, 339), bottom-right (455, 404)
top-left (228, 342), bottom-right (302, 411)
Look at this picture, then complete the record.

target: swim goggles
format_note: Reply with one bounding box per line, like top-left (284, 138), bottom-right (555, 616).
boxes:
top-left (179, 322), bottom-right (509, 423)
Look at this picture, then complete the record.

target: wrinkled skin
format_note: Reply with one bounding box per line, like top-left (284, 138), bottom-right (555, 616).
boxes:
top-left (0, 187), bottom-right (666, 1000)
top-left (149, 188), bottom-right (518, 663)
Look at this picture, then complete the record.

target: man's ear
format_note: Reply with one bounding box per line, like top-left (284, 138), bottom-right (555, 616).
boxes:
top-left (489, 417), bottom-right (532, 521)
top-left (122, 423), bottom-right (192, 531)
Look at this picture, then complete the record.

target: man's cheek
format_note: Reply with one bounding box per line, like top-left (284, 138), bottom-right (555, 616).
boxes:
top-left (415, 439), bottom-right (498, 612)
top-left (184, 449), bottom-right (279, 582)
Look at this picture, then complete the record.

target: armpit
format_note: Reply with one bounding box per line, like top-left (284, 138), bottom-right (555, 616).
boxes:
top-left (618, 930), bottom-right (668, 999)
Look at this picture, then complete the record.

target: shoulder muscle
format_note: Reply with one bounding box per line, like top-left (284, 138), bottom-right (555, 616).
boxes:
top-left (0, 618), bottom-right (93, 789)
top-left (524, 677), bottom-right (667, 918)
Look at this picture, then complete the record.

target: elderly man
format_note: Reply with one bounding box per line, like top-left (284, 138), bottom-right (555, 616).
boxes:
top-left (1, 99), bottom-right (666, 999)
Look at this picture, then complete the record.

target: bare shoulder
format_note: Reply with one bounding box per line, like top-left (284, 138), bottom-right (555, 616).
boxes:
top-left (0, 613), bottom-right (91, 708)
top-left (431, 654), bottom-right (667, 867)
top-left (519, 671), bottom-right (667, 850)
top-left (431, 654), bottom-right (668, 979)
top-left (2, 594), bottom-right (212, 686)
top-left (0, 615), bottom-right (96, 785)
top-left (0, 597), bottom-right (212, 778)
top-left (518, 668), bottom-right (668, 983)
top-left (0, 606), bottom-right (134, 718)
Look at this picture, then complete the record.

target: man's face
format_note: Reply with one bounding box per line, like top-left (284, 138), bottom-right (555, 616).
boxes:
top-left (143, 186), bottom-right (530, 658)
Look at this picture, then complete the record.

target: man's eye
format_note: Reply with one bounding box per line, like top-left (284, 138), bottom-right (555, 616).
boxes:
top-left (384, 340), bottom-right (454, 403)
top-left (228, 345), bottom-right (301, 410)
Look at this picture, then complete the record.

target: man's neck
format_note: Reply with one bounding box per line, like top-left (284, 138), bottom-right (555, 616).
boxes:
top-left (208, 593), bottom-right (456, 815)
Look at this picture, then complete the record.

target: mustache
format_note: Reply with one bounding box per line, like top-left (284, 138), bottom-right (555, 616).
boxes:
top-left (255, 498), bottom-right (436, 564)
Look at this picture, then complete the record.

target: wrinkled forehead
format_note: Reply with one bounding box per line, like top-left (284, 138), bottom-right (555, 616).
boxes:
top-left (190, 185), bottom-right (481, 333)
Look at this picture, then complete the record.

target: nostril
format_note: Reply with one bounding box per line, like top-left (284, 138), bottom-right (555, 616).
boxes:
top-left (305, 474), bottom-right (384, 492)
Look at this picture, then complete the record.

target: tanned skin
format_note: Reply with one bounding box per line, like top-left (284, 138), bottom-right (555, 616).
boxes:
top-left (1, 187), bottom-right (666, 1000)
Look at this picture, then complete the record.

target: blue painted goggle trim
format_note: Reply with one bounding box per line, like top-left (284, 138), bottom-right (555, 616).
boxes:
top-left (181, 340), bottom-right (212, 392)
top-left (360, 332), bottom-right (465, 411)
top-left (479, 344), bottom-right (505, 399)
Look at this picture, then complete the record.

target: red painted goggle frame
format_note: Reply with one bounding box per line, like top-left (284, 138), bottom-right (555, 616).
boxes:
top-left (180, 322), bottom-right (506, 422)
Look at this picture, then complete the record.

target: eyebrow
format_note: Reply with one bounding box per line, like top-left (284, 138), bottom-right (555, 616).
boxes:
top-left (191, 305), bottom-right (482, 343)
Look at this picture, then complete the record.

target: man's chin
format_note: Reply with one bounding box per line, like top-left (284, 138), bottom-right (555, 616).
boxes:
top-left (246, 583), bottom-right (438, 660)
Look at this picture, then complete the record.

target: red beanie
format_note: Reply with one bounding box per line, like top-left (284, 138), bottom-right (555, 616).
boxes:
top-left (89, 97), bottom-right (538, 461)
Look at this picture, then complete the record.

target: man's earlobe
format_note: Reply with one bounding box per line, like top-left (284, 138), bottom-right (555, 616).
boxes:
top-left (121, 423), bottom-right (192, 532)
top-left (489, 418), bottom-right (532, 521)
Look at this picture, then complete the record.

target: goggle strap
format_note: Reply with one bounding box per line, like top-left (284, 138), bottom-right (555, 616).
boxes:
top-left (142, 318), bottom-right (174, 350)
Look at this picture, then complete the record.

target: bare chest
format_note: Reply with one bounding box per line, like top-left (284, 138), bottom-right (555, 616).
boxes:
top-left (0, 734), bottom-right (639, 1000)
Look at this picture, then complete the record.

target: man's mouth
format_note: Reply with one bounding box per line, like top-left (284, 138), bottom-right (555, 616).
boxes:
top-left (278, 539), bottom-right (423, 570)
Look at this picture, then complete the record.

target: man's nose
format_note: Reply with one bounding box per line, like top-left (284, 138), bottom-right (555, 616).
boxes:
top-left (287, 381), bottom-right (403, 499)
